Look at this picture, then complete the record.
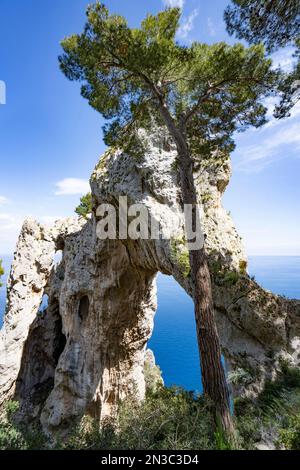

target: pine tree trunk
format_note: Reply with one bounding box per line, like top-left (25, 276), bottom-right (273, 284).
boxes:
top-left (155, 101), bottom-right (234, 437)
top-left (191, 248), bottom-right (234, 435)
top-left (178, 147), bottom-right (234, 437)
top-left (176, 142), bottom-right (233, 434)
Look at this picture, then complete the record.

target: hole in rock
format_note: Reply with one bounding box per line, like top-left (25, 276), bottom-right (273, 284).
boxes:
top-left (53, 311), bottom-right (67, 365)
top-left (148, 273), bottom-right (202, 393)
top-left (78, 295), bottom-right (90, 322)
top-left (53, 249), bottom-right (63, 266)
top-left (38, 294), bottom-right (49, 315)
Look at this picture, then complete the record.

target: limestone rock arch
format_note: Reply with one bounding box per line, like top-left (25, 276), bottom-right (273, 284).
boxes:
top-left (1, 130), bottom-right (300, 435)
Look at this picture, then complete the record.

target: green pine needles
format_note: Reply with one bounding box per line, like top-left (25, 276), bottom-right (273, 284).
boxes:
top-left (0, 260), bottom-right (4, 288)
top-left (75, 193), bottom-right (92, 219)
top-left (59, 2), bottom-right (278, 160)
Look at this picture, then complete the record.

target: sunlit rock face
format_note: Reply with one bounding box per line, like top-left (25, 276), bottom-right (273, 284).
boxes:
top-left (1, 129), bottom-right (300, 435)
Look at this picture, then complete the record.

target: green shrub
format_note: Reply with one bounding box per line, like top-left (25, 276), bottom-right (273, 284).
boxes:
top-left (144, 362), bottom-right (163, 394)
top-left (64, 387), bottom-right (216, 450)
top-left (75, 192), bottom-right (92, 219)
top-left (201, 192), bottom-right (212, 204)
top-left (223, 271), bottom-right (240, 286)
top-left (210, 259), bottom-right (223, 276)
top-left (0, 401), bottom-right (47, 450)
top-left (0, 421), bottom-right (27, 450)
top-left (170, 237), bottom-right (191, 278)
top-left (210, 261), bottom-right (241, 286)
top-left (234, 363), bottom-right (300, 449)
top-left (278, 414), bottom-right (300, 450)
top-left (239, 260), bottom-right (248, 275)
top-left (228, 368), bottom-right (253, 386)
top-left (2, 365), bottom-right (300, 451)
top-left (256, 362), bottom-right (300, 416)
top-left (0, 401), bottom-right (24, 450)
top-left (0, 259), bottom-right (4, 287)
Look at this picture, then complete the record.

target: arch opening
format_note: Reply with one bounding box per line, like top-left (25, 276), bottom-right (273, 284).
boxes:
top-left (148, 273), bottom-right (202, 393)
top-left (53, 249), bottom-right (63, 266)
top-left (38, 294), bottom-right (49, 315)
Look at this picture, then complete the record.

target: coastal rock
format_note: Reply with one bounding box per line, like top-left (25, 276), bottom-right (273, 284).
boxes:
top-left (1, 128), bottom-right (300, 434)
top-left (0, 217), bottom-right (84, 408)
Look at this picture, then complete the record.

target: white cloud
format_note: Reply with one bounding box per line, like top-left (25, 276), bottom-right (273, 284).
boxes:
top-left (0, 213), bottom-right (15, 223)
top-left (271, 47), bottom-right (296, 73)
top-left (163, 0), bottom-right (184, 8)
top-left (54, 178), bottom-right (90, 196)
top-left (207, 17), bottom-right (216, 37)
top-left (39, 216), bottom-right (64, 226)
top-left (0, 213), bottom-right (23, 254)
top-left (0, 196), bottom-right (9, 205)
top-left (236, 124), bottom-right (300, 172)
top-left (234, 99), bottom-right (300, 172)
top-left (177, 9), bottom-right (199, 39)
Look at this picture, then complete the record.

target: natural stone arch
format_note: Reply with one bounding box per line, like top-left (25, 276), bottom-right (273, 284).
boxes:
top-left (39, 237), bottom-right (158, 434)
top-left (1, 131), bottom-right (300, 436)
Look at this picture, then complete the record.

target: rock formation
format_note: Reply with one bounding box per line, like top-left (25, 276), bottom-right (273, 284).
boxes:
top-left (1, 128), bottom-right (300, 435)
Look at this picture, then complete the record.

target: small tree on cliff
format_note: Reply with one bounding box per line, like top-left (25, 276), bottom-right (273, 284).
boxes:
top-left (225, 0), bottom-right (300, 117)
top-left (59, 2), bottom-right (277, 437)
top-left (0, 260), bottom-right (4, 288)
top-left (75, 192), bottom-right (92, 219)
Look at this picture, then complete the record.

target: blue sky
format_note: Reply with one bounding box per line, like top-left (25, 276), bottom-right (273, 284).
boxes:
top-left (0, 0), bottom-right (299, 255)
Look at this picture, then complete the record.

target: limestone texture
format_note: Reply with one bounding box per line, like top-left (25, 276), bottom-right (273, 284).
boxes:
top-left (1, 129), bottom-right (300, 434)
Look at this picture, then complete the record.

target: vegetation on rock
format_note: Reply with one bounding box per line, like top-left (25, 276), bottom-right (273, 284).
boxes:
top-left (2, 364), bottom-right (300, 450)
top-left (278, 414), bottom-right (300, 450)
top-left (235, 361), bottom-right (300, 449)
top-left (75, 192), bottom-right (92, 219)
top-left (239, 259), bottom-right (248, 275)
top-left (0, 259), bottom-right (4, 288)
top-left (170, 237), bottom-right (191, 278)
top-left (0, 401), bottom-right (46, 450)
top-left (225, 0), bottom-right (300, 117)
top-left (144, 361), bottom-right (164, 395)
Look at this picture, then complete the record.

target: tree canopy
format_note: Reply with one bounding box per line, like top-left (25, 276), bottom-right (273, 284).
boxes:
top-left (225, 0), bottom-right (300, 117)
top-left (59, 2), bottom-right (277, 159)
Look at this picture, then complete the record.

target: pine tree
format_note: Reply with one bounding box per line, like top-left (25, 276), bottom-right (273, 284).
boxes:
top-left (75, 193), bottom-right (92, 219)
top-left (59, 2), bottom-right (278, 438)
top-left (0, 260), bottom-right (4, 288)
top-left (225, 0), bottom-right (300, 117)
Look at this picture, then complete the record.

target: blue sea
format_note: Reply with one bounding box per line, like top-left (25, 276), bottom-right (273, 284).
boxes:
top-left (1, 255), bottom-right (300, 391)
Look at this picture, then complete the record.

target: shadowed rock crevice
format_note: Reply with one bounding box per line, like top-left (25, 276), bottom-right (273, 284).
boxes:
top-left (14, 299), bottom-right (66, 422)
top-left (78, 296), bottom-right (90, 323)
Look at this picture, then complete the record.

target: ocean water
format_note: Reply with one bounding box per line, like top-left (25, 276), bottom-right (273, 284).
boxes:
top-left (1, 255), bottom-right (300, 391)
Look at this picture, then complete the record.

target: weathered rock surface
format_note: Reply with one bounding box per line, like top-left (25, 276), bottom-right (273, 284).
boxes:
top-left (1, 128), bottom-right (300, 434)
top-left (0, 217), bottom-right (85, 408)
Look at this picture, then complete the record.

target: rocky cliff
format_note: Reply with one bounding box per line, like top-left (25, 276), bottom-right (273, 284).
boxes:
top-left (1, 128), bottom-right (300, 435)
